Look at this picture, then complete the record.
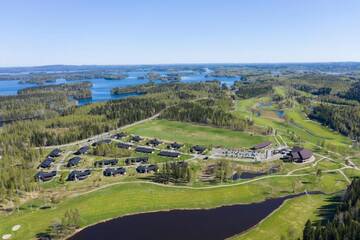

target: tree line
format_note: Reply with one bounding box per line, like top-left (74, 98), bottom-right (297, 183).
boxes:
top-left (303, 178), bottom-right (360, 240)
top-left (309, 104), bottom-right (360, 141)
top-left (160, 101), bottom-right (249, 131)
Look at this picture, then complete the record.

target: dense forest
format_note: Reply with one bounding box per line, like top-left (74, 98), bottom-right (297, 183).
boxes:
top-left (90, 98), bottom-right (166, 127)
top-left (0, 82), bottom-right (93, 125)
top-left (293, 84), bottom-right (332, 96)
top-left (233, 82), bottom-right (273, 99)
top-left (303, 178), bottom-right (360, 240)
top-left (160, 101), bottom-right (249, 131)
top-left (309, 104), bottom-right (360, 140)
top-left (0, 93), bottom-right (76, 125)
top-left (18, 82), bottom-right (92, 100)
top-left (339, 81), bottom-right (360, 102)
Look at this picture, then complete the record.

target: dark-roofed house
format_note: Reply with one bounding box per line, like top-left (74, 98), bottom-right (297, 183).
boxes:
top-left (92, 139), bottom-right (112, 147)
top-left (117, 142), bottom-right (133, 149)
top-left (94, 159), bottom-right (118, 167)
top-left (287, 147), bottom-right (313, 163)
top-left (131, 135), bottom-right (143, 142)
top-left (67, 170), bottom-right (91, 181)
top-left (48, 148), bottom-right (61, 158)
top-left (191, 145), bottom-right (206, 154)
top-left (74, 146), bottom-right (90, 155)
top-left (103, 167), bottom-right (126, 177)
top-left (39, 157), bottom-right (55, 169)
top-left (111, 132), bottom-right (127, 139)
top-left (168, 142), bottom-right (183, 150)
top-left (125, 157), bottom-right (148, 165)
top-left (136, 164), bottom-right (159, 173)
top-left (135, 147), bottom-right (154, 154)
top-left (159, 151), bottom-right (181, 158)
top-left (67, 157), bottom-right (81, 167)
top-left (251, 141), bottom-right (272, 150)
top-left (136, 165), bottom-right (147, 173)
top-left (35, 171), bottom-right (57, 182)
top-left (147, 139), bottom-right (162, 146)
top-left (147, 164), bottom-right (159, 172)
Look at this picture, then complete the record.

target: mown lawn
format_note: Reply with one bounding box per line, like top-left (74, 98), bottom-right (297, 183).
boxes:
top-left (0, 172), bottom-right (348, 239)
top-left (232, 194), bottom-right (328, 240)
top-left (127, 119), bottom-right (270, 148)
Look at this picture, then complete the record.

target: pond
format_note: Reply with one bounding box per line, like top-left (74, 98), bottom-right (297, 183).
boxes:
top-left (68, 192), bottom-right (321, 240)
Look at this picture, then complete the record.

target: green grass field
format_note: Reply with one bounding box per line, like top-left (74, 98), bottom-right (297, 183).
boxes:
top-left (233, 98), bottom-right (351, 151)
top-left (233, 194), bottom-right (328, 240)
top-left (127, 119), bottom-right (271, 148)
top-left (0, 172), bottom-right (347, 239)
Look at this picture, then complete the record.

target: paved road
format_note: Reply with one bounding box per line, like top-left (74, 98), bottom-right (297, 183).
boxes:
top-left (37, 111), bottom-right (162, 150)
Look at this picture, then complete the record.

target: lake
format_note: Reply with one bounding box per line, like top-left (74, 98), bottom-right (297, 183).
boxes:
top-left (68, 192), bottom-right (321, 240)
top-left (0, 71), bottom-right (238, 105)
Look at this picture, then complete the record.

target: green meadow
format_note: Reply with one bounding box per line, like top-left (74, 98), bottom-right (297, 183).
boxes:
top-left (127, 119), bottom-right (271, 148)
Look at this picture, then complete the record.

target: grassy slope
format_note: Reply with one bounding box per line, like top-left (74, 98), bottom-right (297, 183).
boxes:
top-left (234, 98), bottom-right (351, 149)
top-left (0, 172), bottom-right (347, 239)
top-left (232, 194), bottom-right (327, 240)
top-left (126, 119), bottom-right (270, 148)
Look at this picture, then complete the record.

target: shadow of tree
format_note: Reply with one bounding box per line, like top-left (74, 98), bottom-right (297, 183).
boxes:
top-left (314, 192), bottom-right (344, 224)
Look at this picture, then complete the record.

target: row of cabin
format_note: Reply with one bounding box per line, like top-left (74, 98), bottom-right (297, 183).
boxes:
top-left (38, 148), bottom-right (62, 169)
top-left (125, 157), bottom-right (149, 165)
top-left (136, 164), bottom-right (158, 173)
top-left (103, 167), bottom-right (126, 176)
top-left (94, 159), bottom-right (118, 167)
top-left (35, 169), bottom-right (92, 182)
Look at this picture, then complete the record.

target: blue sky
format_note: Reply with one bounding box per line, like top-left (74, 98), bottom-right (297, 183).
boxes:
top-left (0, 0), bottom-right (359, 66)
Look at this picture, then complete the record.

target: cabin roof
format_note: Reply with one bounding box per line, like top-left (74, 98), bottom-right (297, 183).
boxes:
top-left (132, 135), bottom-right (143, 141)
top-left (192, 145), bottom-right (206, 152)
top-left (48, 148), bottom-right (61, 157)
top-left (169, 142), bottom-right (183, 149)
top-left (117, 142), bottom-right (132, 149)
top-left (135, 147), bottom-right (154, 153)
top-left (148, 139), bottom-right (162, 145)
top-left (251, 141), bottom-right (272, 150)
top-left (159, 151), bottom-right (181, 157)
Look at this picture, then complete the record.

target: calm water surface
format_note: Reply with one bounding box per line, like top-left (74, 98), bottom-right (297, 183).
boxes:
top-left (0, 71), bottom-right (238, 105)
top-left (69, 192), bottom-right (320, 240)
